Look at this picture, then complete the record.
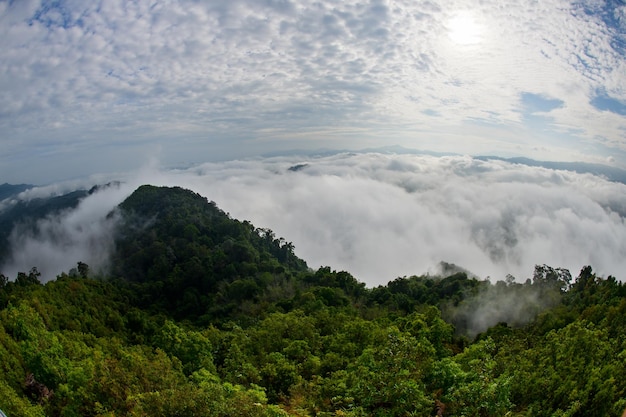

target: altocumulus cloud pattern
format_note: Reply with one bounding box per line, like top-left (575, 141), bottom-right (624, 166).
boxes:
top-left (0, 0), bottom-right (625, 182)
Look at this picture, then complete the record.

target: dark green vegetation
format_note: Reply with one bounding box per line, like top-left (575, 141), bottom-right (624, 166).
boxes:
top-left (1, 185), bottom-right (626, 416)
top-left (0, 186), bottom-right (87, 263)
top-left (0, 182), bottom-right (121, 264)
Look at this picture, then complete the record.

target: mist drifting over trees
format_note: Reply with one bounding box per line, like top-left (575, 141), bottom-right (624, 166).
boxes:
top-left (0, 182), bottom-right (625, 416)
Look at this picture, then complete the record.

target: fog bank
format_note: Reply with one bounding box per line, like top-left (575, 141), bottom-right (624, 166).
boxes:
top-left (3, 153), bottom-right (626, 286)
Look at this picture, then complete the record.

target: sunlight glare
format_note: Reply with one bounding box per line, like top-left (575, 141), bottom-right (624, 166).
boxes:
top-left (448, 12), bottom-right (483, 45)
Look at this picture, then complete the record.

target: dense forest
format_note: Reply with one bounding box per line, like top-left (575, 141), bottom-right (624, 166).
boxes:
top-left (1, 185), bottom-right (625, 416)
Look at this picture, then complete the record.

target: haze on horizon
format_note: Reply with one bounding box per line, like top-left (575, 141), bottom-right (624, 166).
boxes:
top-left (1, 0), bottom-right (626, 184)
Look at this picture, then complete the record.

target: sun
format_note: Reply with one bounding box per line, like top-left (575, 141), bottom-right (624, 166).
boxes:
top-left (448, 12), bottom-right (483, 45)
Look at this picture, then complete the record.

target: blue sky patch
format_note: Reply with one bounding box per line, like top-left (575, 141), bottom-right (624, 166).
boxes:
top-left (591, 92), bottom-right (626, 116)
top-left (520, 93), bottom-right (564, 113)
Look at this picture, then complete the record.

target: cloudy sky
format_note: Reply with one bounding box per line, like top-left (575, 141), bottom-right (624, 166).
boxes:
top-left (1, 0), bottom-right (626, 184)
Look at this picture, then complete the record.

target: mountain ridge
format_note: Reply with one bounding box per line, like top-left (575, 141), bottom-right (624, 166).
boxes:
top-left (0, 184), bottom-right (624, 416)
top-left (475, 155), bottom-right (626, 184)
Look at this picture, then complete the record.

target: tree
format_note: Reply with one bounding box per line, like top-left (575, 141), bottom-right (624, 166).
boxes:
top-left (152, 320), bottom-right (215, 375)
top-left (16, 267), bottom-right (42, 286)
top-left (340, 326), bottom-right (434, 416)
top-left (77, 262), bottom-right (89, 279)
top-left (532, 264), bottom-right (571, 292)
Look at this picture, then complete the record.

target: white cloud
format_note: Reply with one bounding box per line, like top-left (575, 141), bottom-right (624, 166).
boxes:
top-left (182, 154), bottom-right (626, 285)
top-left (2, 184), bottom-right (127, 280)
top-left (4, 153), bottom-right (625, 287)
top-left (0, 0), bottom-right (625, 184)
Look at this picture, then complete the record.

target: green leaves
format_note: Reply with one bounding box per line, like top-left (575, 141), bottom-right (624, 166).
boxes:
top-left (2, 183), bottom-right (626, 416)
top-left (506, 321), bottom-right (624, 416)
top-left (342, 327), bottom-right (435, 416)
top-left (439, 338), bottom-right (513, 416)
top-left (0, 379), bottom-right (45, 417)
top-left (153, 320), bottom-right (216, 375)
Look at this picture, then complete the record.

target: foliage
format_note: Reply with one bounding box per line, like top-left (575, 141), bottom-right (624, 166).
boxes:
top-left (110, 185), bottom-right (308, 322)
top-left (0, 185), bottom-right (624, 416)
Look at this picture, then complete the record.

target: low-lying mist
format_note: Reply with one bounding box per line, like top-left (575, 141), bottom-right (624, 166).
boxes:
top-left (1, 153), bottom-right (625, 286)
top-left (444, 279), bottom-right (562, 338)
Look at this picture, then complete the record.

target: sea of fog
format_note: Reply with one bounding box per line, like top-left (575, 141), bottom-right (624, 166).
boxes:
top-left (2, 153), bottom-right (626, 286)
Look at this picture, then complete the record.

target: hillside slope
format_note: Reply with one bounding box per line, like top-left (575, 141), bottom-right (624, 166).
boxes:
top-left (0, 185), bottom-right (625, 416)
top-left (111, 185), bottom-right (309, 321)
top-left (0, 189), bottom-right (89, 265)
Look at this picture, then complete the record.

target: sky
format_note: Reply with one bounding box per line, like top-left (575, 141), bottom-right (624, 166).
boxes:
top-left (3, 153), bottom-right (626, 286)
top-left (1, 0), bottom-right (626, 184)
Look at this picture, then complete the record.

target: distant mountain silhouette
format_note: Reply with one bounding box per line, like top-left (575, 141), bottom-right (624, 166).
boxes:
top-left (263, 144), bottom-right (457, 159)
top-left (264, 146), bottom-right (626, 185)
top-left (475, 156), bottom-right (626, 185)
top-left (0, 183), bottom-right (33, 202)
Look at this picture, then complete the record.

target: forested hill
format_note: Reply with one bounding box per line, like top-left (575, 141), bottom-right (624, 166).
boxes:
top-left (0, 184), bottom-right (625, 416)
top-left (110, 184), bottom-right (308, 322)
